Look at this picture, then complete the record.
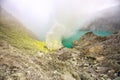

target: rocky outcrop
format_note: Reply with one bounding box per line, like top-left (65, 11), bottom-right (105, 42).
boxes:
top-left (0, 31), bottom-right (120, 80)
top-left (52, 31), bottom-right (120, 80)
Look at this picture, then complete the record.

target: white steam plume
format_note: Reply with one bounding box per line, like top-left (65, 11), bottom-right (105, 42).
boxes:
top-left (1, 0), bottom-right (120, 49)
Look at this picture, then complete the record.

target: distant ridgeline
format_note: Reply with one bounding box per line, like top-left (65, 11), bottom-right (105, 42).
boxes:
top-left (62, 30), bottom-right (113, 48)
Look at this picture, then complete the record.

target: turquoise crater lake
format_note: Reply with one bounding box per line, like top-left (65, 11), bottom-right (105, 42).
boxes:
top-left (62, 31), bottom-right (113, 48)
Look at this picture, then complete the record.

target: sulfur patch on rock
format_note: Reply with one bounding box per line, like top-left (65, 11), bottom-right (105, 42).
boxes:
top-left (0, 5), bottom-right (120, 80)
top-left (0, 6), bottom-right (48, 53)
top-left (0, 30), bottom-right (120, 80)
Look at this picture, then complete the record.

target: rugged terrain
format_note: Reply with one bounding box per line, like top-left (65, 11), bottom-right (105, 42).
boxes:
top-left (0, 31), bottom-right (120, 80)
top-left (0, 6), bottom-right (120, 80)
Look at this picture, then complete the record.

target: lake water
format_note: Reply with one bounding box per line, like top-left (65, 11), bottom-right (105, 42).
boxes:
top-left (62, 31), bottom-right (113, 48)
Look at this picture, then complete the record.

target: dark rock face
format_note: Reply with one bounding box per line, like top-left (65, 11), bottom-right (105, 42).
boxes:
top-left (0, 31), bottom-right (120, 80)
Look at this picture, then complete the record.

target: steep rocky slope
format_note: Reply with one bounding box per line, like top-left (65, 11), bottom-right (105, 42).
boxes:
top-left (0, 31), bottom-right (120, 80)
top-left (0, 6), bottom-right (48, 52)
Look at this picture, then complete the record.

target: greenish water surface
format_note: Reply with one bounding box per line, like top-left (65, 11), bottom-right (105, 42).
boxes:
top-left (62, 31), bottom-right (113, 48)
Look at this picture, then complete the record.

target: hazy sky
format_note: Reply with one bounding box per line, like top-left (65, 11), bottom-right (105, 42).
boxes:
top-left (1, 0), bottom-right (119, 40)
